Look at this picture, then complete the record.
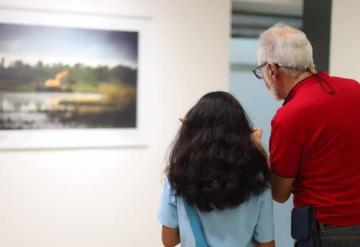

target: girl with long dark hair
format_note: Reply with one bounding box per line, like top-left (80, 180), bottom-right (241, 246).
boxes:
top-left (158, 91), bottom-right (275, 247)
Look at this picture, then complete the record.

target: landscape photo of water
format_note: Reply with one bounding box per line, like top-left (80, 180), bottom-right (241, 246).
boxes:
top-left (0, 23), bottom-right (138, 130)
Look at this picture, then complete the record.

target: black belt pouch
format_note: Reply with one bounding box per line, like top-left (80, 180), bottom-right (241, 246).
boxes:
top-left (291, 206), bottom-right (321, 247)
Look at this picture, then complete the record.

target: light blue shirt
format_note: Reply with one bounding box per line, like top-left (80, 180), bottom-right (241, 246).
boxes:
top-left (158, 180), bottom-right (274, 247)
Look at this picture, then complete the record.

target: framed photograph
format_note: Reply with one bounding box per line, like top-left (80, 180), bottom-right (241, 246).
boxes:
top-left (0, 7), bottom-right (150, 149)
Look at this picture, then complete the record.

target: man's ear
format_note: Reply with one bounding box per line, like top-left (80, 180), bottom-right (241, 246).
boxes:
top-left (266, 62), bottom-right (278, 80)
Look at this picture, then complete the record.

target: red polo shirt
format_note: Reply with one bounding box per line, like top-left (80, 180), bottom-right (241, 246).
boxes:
top-left (270, 71), bottom-right (360, 226)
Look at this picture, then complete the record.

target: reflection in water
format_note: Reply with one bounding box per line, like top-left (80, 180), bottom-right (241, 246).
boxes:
top-left (0, 92), bottom-right (136, 129)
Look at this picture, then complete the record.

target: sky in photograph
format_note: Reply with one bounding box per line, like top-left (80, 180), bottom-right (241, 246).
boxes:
top-left (0, 23), bottom-right (138, 69)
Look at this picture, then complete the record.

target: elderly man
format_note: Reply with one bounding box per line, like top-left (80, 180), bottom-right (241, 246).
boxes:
top-left (254, 24), bottom-right (360, 246)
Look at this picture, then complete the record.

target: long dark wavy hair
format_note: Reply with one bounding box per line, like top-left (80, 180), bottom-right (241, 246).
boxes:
top-left (166, 91), bottom-right (269, 211)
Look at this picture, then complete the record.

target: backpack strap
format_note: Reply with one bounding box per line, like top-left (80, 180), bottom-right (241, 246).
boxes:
top-left (183, 200), bottom-right (209, 247)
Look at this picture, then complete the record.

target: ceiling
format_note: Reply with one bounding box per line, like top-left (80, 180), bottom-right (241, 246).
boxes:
top-left (232, 0), bottom-right (303, 38)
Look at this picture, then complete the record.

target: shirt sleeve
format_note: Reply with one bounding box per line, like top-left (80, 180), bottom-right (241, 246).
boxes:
top-left (270, 116), bottom-right (303, 178)
top-left (157, 180), bottom-right (179, 228)
top-left (253, 188), bottom-right (274, 243)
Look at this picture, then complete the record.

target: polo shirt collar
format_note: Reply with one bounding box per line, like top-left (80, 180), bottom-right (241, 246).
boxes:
top-left (283, 71), bottom-right (329, 105)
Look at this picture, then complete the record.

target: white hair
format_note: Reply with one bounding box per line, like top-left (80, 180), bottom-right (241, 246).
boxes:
top-left (256, 23), bottom-right (314, 77)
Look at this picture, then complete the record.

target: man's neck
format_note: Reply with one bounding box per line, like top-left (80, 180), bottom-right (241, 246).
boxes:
top-left (283, 70), bottom-right (317, 98)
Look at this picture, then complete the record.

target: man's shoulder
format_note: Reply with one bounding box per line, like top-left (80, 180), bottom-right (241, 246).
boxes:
top-left (272, 102), bottom-right (304, 125)
top-left (330, 75), bottom-right (360, 89)
top-left (331, 74), bottom-right (359, 83)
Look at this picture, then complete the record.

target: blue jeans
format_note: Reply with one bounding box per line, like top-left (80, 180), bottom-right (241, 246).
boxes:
top-left (319, 224), bottom-right (360, 247)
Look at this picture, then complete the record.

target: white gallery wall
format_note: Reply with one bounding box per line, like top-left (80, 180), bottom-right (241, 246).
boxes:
top-left (0, 1), bottom-right (230, 246)
top-left (330, 0), bottom-right (360, 81)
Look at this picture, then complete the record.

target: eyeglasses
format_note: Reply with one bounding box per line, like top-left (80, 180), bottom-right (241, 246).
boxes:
top-left (252, 62), bottom-right (299, 79)
top-left (252, 62), bottom-right (267, 79)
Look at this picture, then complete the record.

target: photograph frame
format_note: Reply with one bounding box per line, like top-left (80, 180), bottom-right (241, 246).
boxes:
top-left (0, 7), bottom-right (151, 149)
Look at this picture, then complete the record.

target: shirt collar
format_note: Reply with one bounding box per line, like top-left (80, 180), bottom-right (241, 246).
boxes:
top-left (283, 71), bottom-right (329, 105)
